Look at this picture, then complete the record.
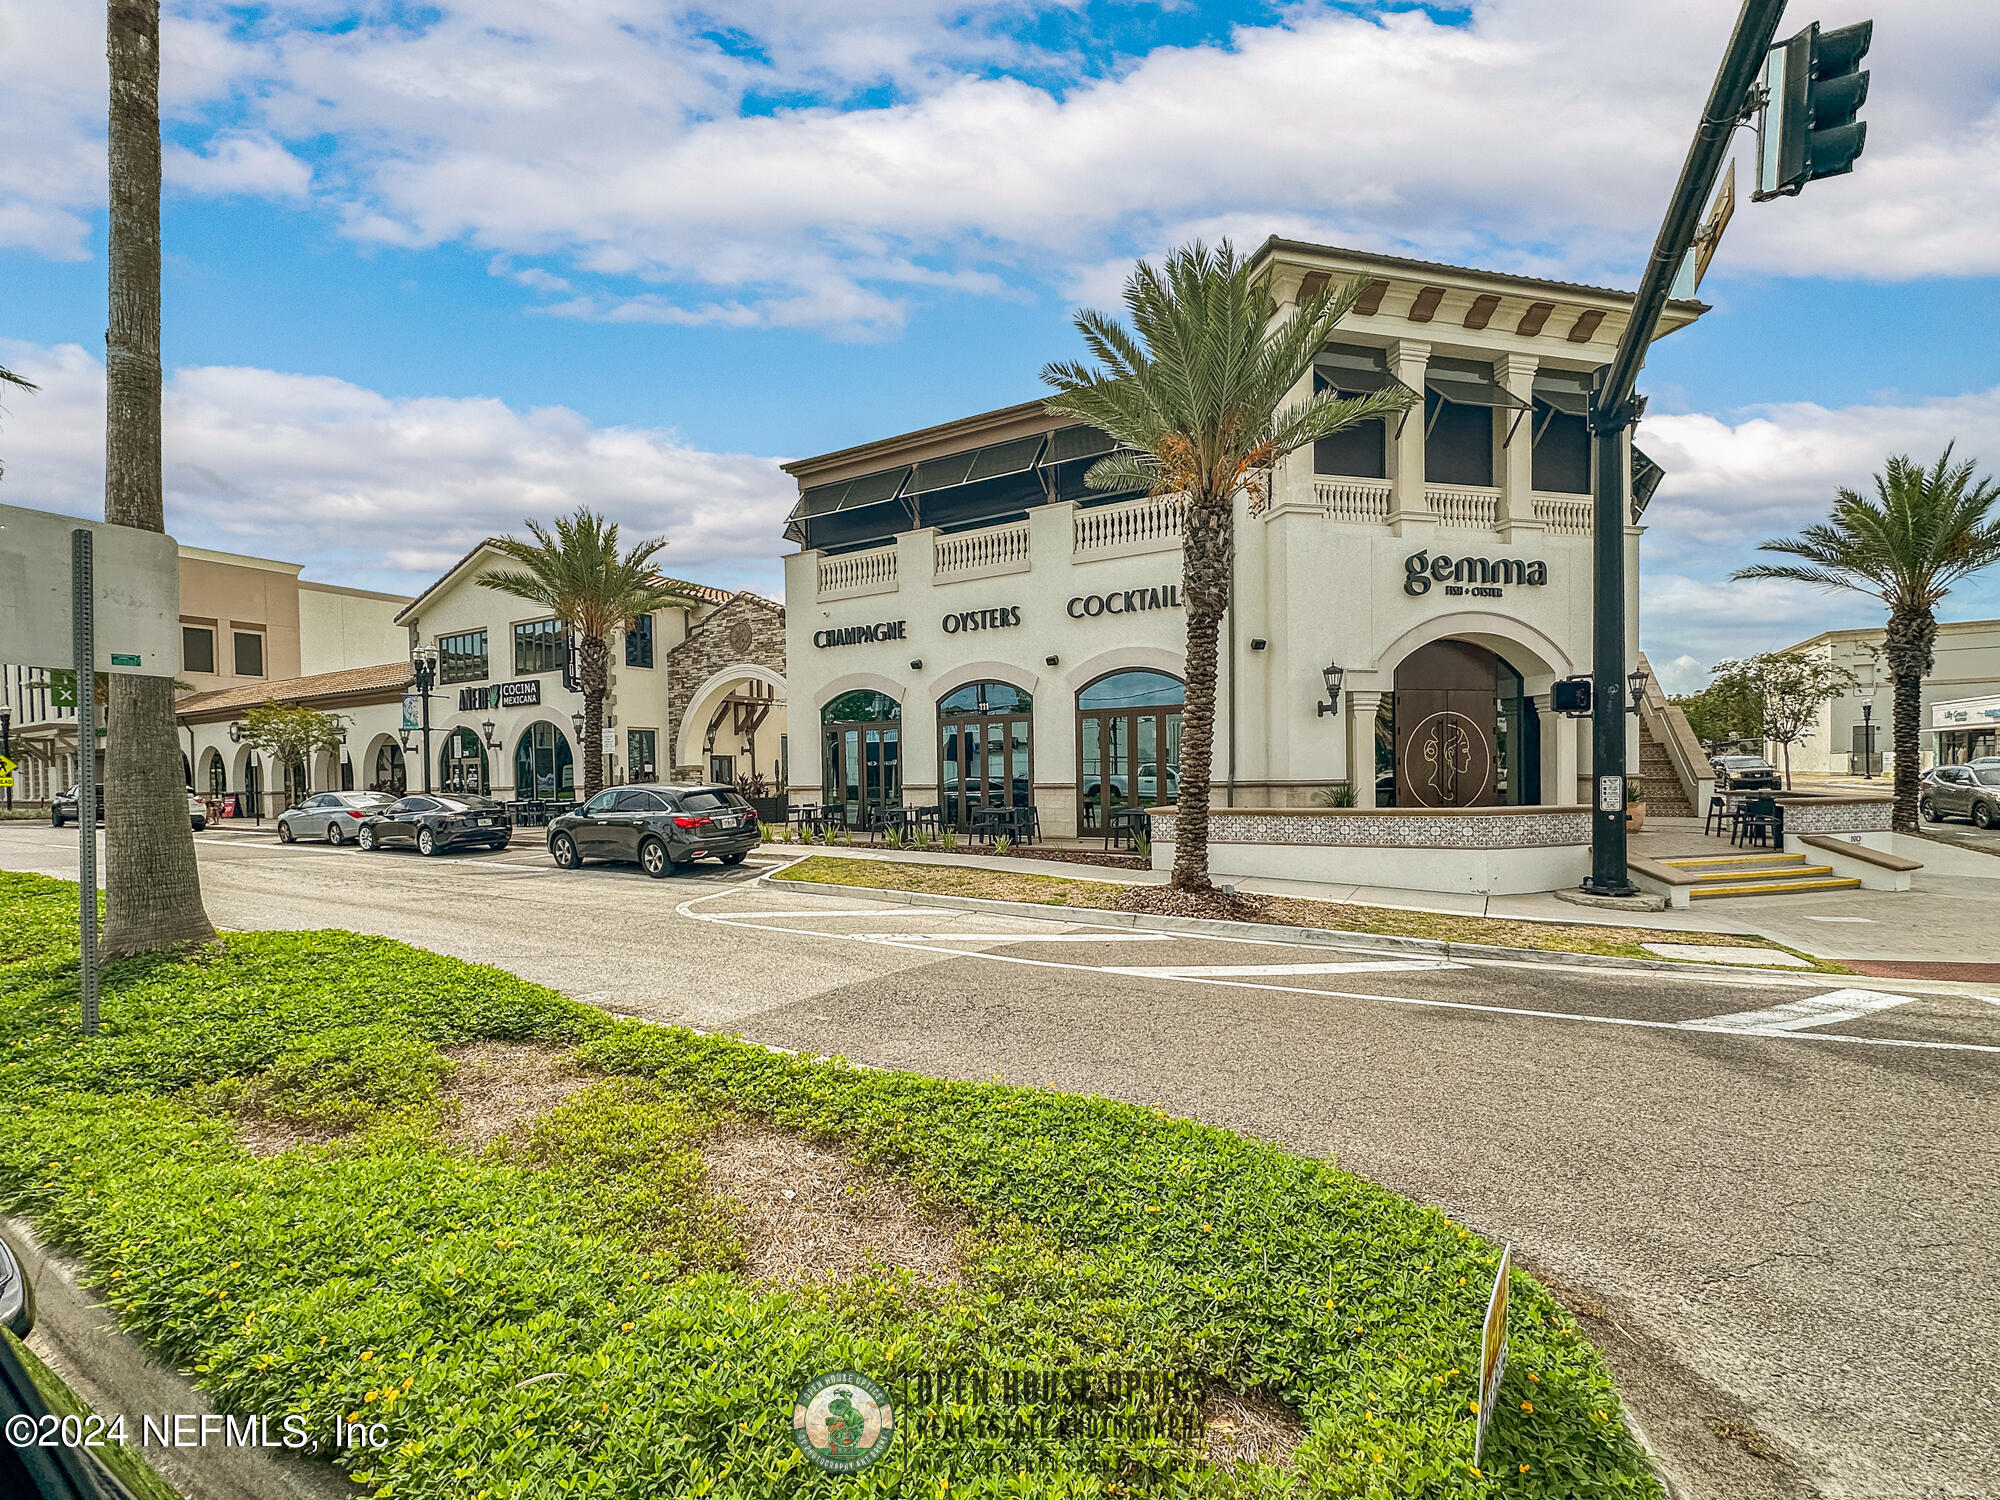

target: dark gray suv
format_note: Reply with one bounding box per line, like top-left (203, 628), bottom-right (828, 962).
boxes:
top-left (546, 784), bottom-right (760, 876)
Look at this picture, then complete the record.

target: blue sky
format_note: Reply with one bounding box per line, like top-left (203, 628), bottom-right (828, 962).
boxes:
top-left (3, 0), bottom-right (1998, 689)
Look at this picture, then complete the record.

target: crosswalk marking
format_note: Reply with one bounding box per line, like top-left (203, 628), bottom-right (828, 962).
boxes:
top-left (1678, 988), bottom-right (1918, 1035)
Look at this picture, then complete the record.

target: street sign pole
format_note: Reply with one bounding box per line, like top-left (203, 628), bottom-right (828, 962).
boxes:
top-left (1583, 0), bottom-right (1788, 896)
top-left (73, 528), bottom-right (100, 1034)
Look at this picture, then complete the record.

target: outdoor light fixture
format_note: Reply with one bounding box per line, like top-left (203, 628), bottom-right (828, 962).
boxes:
top-left (1625, 666), bottom-right (1650, 715)
top-left (910, 659), bottom-right (923, 671)
top-left (481, 719), bottom-right (498, 748)
top-left (227, 721), bottom-right (242, 743)
top-left (398, 729), bottom-right (416, 753)
top-left (1315, 660), bottom-right (1346, 718)
top-left (1044, 655), bottom-right (1059, 667)
top-left (571, 711), bottom-right (586, 743)
top-left (1250, 639), bottom-right (1268, 651)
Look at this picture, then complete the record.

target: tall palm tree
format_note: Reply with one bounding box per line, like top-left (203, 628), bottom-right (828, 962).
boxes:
top-left (101, 0), bottom-right (216, 958)
top-left (480, 509), bottom-right (699, 799)
top-left (1734, 447), bottom-right (2000, 831)
top-left (1043, 241), bottom-right (1415, 898)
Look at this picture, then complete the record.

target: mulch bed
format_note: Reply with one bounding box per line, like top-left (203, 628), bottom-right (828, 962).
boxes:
top-left (1115, 883), bottom-right (1270, 921)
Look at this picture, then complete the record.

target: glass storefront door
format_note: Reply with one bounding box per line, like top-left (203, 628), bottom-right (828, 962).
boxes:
top-left (1076, 671), bottom-right (1184, 834)
top-left (442, 727), bottom-right (490, 796)
top-left (938, 682), bottom-right (1032, 832)
top-left (820, 691), bottom-right (902, 828)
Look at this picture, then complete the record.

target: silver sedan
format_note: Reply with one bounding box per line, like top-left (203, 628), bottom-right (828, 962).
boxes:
top-left (277, 790), bottom-right (398, 844)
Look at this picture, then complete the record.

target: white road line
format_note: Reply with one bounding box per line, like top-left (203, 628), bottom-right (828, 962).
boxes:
top-left (852, 931), bottom-right (1175, 944)
top-left (1105, 958), bottom-right (1464, 977)
top-left (668, 883), bottom-right (2000, 1055)
top-left (1679, 989), bottom-right (1919, 1035)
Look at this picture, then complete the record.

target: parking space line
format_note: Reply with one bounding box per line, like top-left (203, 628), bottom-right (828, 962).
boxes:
top-left (1678, 989), bottom-right (1917, 1035)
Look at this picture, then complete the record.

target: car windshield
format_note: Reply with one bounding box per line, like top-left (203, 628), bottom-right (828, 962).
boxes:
top-left (436, 796), bottom-right (502, 812)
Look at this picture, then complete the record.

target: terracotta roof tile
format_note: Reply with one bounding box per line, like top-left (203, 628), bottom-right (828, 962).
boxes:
top-left (176, 660), bottom-right (414, 718)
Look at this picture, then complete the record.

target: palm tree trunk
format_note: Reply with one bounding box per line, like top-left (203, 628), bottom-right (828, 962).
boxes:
top-left (101, 0), bottom-right (214, 959)
top-left (1883, 604), bottom-right (1935, 833)
top-left (579, 634), bottom-right (610, 797)
top-left (1170, 496), bottom-right (1232, 893)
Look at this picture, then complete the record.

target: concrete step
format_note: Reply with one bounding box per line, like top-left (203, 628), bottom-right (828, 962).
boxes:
top-left (1689, 876), bottom-right (1862, 899)
top-left (1661, 852), bottom-right (1807, 869)
top-left (1689, 864), bottom-right (1839, 885)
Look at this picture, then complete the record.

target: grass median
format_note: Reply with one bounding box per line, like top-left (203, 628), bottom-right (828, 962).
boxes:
top-left (0, 870), bottom-right (1659, 1497)
top-left (775, 855), bottom-right (1845, 970)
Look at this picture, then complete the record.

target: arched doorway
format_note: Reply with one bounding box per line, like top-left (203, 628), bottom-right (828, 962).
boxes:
top-left (440, 727), bottom-right (490, 796)
top-left (202, 749), bottom-right (227, 798)
top-left (513, 721), bottom-right (574, 799)
top-left (244, 756), bottom-right (262, 817)
top-left (1076, 670), bottom-right (1184, 834)
top-left (821, 690), bottom-right (900, 828)
top-left (372, 741), bottom-right (407, 795)
top-left (1383, 640), bottom-right (1538, 808)
top-left (938, 681), bottom-right (1032, 831)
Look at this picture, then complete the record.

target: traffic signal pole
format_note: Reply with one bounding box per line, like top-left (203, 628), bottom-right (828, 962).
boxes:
top-left (1583, 0), bottom-right (1789, 895)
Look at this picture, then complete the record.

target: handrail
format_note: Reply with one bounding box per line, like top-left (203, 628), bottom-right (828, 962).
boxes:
top-left (934, 521), bottom-right (1031, 578)
top-left (1073, 493), bottom-right (1183, 554)
top-left (816, 545), bottom-right (898, 599)
top-left (1635, 650), bottom-right (1712, 815)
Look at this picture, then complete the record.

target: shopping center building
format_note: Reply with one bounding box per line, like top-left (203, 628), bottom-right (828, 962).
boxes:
top-left (781, 237), bottom-right (1704, 890)
top-left (1780, 618), bottom-right (2000, 774)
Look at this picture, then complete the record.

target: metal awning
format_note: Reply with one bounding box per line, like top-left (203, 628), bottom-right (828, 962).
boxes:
top-left (907, 434), bottom-right (1046, 495)
top-left (1631, 446), bottom-right (1665, 518)
top-left (1423, 355), bottom-right (1530, 445)
top-left (1314, 343), bottom-right (1418, 436)
top-left (1531, 367), bottom-right (1595, 417)
top-left (1044, 424), bottom-right (1118, 466)
top-left (784, 464), bottom-right (912, 541)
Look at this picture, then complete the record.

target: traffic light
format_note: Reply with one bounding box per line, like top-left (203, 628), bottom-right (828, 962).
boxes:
top-left (1754, 19), bottom-right (1872, 200)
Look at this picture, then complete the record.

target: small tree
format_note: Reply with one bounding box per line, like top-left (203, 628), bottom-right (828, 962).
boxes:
top-left (237, 701), bottom-right (348, 805)
top-left (1706, 653), bottom-right (1855, 788)
top-left (1671, 675), bottom-right (1766, 748)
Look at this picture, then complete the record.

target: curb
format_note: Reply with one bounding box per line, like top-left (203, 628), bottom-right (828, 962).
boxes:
top-left (761, 875), bottom-right (1847, 981)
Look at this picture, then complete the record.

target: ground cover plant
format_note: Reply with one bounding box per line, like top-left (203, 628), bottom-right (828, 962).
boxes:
top-left (775, 856), bottom-right (1845, 970)
top-left (0, 870), bottom-right (1659, 1497)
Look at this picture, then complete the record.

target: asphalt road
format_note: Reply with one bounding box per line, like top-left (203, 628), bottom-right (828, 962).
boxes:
top-left (4, 821), bottom-right (1996, 1500)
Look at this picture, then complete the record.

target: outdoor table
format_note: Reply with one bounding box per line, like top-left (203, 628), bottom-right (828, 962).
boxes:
top-left (1105, 807), bottom-right (1150, 851)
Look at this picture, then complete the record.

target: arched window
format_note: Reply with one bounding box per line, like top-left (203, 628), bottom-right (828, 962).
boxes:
top-left (442, 726), bottom-right (491, 796)
top-left (820, 691), bottom-right (901, 826)
top-left (1076, 671), bottom-right (1184, 834)
top-left (373, 742), bottom-right (407, 795)
top-left (938, 681), bottom-right (1033, 716)
top-left (512, 721), bottom-right (573, 798)
top-left (204, 751), bottom-right (226, 797)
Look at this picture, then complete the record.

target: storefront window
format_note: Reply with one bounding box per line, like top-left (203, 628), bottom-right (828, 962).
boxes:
top-left (627, 728), bottom-right (658, 781)
top-left (1076, 671), bottom-right (1183, 833)
top-left (205, 753), bottom-right (226, 797)
top-left (513, 720), bottom-right (574, 797)
top-left (938, 682), bottom-right (1032, 831)
top-left (373, 742), bottom-right (406, 795)
top-left (820, 691), bottom-right (901, 828)
top-left (441, 727), bottom-right (490, 796)
top-left (625, 615), bottom-right (654, 668)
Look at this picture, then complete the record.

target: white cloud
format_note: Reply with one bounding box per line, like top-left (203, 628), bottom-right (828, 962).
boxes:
top-left (0, 340), bottom-right (798, 600)
top-left (5, 1), bottom-right (1994, 327)
top-left (1636, 385), bottom-right (2000, 671)
top-left (164, 134), bottom-right (312, 199)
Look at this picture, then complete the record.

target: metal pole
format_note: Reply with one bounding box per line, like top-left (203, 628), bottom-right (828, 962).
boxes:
top-left (72, 529), bottom-right (99, 1035)
top-left (418, 663), bottom-right (434, 793)
top-left (1583, 0), bottom-right (1787, 896)
top-left (2, 704), bottom-right (12, 811)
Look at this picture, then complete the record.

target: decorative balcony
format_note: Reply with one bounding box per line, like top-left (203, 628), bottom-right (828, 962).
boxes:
top-left (1312, 477), bottom-right (1392, 522)
top-left (1424, 485), bottom-right (1501, 529)
top-left (816, 544), bottom-right (898, 601)
top-left (1073, 493), bottom-right (1184, 557)
top-left (1531, 494), bottom-right (1593, 535)
top-left (934, 520), bottom-right (1032, 582)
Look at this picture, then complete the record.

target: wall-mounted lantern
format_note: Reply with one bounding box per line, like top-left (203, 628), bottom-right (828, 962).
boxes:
top-left (1315, 661), bottom-right (1346, 719)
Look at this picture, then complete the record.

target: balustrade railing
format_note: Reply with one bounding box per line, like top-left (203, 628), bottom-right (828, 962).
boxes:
top-left (934, 521), bottom-right (1032, 579)
top-left (1424, 486), bottom-right (1500, 529)
top-left (1073, 493), bottom-right (1183, 555)
top-left (1531, 494), bottom-right (1593, 535)
top-left (816, 545), bottom-right (898, 599)
top-left (1312, 478), bottom-right (1392, 522)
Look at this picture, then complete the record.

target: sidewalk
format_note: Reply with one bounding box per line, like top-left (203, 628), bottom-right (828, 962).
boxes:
top-left (767, 827), bottom-right (2000, 968)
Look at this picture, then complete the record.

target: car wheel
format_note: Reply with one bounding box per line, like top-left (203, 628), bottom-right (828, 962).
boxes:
top-left (418, 828), bottom-right (438, 856)
top-left (278, 820), bottom-right (295, 843)
top-left (1976, 802), bottom-right (1996, 831)
top-left (326, 820), bottom-right (344, 845)
top-left (1919, 797), bottom-right (1938, 823)
top-left (721, 851), bottom-right (746, 866)
top-left (550, 832), bottom-right (582, 870)
top-left (358, 825), bottom-right (377, 851)
top-left (51, 810), bottom-right (64, 827)
top-left (639, 836), bottom-right (672, 878)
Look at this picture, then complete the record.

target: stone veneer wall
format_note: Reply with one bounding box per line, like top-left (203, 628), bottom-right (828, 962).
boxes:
top-left (1148, 806), bottom-right (1592, 848)
top-left (661, 594), bottom-right (786, 775)
top-left (1772, 795), bottom-right (1893, 834)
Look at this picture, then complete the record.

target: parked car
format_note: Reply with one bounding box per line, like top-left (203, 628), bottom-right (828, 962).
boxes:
top-left (547, 783), bottom-right (759, 876)
top-left (1920, 764), bottom-right (2000, 828)
top-left (1710, 754), bottom-right (1782, 791)
top-left (355, 793), bottom-right (512, 854)
top-left (277, 790), bottom-right (396, 844)
top-left (51, 784), bottom-right (207, 830)
top-left (2, 1229), bottom-right (145, 1500)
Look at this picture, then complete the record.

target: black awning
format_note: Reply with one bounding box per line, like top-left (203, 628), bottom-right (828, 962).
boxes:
top-left (1631, 445), bottom-right (1665, 518)
top-left (1045, 423), bottom-right (1118, 465)
top-left (783, 464), bottom-right (911, 543)
top-left (906, 434), bottom-right (1046, 496)
top-left (1314, 342), bottom-right (1411, 396)
top-left (1423, 355), bottom-right (1530, 412)
top-left (1531, 367), bottom-right (1595, 417)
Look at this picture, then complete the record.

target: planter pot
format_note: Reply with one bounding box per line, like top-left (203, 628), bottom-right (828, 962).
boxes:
top-left (1626, 802), bottom-right (1648, 833)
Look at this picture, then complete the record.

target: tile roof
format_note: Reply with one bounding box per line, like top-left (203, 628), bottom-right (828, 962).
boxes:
top-left (1252, 236), bottom-right (1711, 312)
top-left (176, 660), bottom-right (414, 718)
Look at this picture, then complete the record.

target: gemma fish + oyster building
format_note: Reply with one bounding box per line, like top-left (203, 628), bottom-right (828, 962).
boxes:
top-left (781, 238), bottom-right (1703, 894)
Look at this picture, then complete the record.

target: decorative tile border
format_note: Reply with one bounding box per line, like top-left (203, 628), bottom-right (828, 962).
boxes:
top-left (1775, 797), bottom-right (1893, 833)
top-left (1149, 807), bottom-right (1590, 849)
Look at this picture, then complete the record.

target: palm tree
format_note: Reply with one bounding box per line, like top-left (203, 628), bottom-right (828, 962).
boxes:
top-left (480, 509), bottom-right (699, 799)
top-left (1043, 241), bottom-right (1415, 898)
top-left (101, 0), bottom-right (216, 958)
top-left (1734, 447), bottom-right (2000, 831)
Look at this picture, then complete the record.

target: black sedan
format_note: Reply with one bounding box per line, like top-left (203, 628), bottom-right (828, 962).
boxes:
top-left (547, 784), bottom-right (760, 877)
top-left (355, 793), bottom-right (512, 855)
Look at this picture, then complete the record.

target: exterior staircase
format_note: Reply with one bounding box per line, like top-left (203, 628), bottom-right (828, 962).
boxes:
top-left (1655, 851), bottom-right (1862, 900)
top-left (1638, 715), bottom-right (1697, 818)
